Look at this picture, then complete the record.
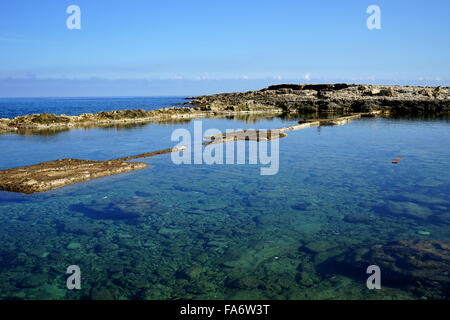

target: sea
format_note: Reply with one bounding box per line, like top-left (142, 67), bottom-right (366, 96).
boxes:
top-left (0, 97), bottom-right (449, 300)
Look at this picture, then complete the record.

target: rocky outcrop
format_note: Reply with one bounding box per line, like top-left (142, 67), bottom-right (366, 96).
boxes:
top-left (0, 146), bottom-right (186, 194)
top-left (0, 107), bottom-right (282, 134)
top-left (187, 84), bottom-right (449, 115)
top-left (0, 159), bottom-right (148, 194)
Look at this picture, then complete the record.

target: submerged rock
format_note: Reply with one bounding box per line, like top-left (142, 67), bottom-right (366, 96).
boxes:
top-left (178, 264), bottom-right (204, 281)
top-left (343, 213), bottom-right (375, 224)
top-left (367, 240), bottom-right (450, 280)
top-left (304, 240), bottom-right (338, 253)
top-left (69, 196), bottom-right (160, 220)
top-left (382, 200), bottom-right (433, 220)
top-left (329, 240), bottom-right (450, 299)
top-left (67, 242), bottom-right (82, 250)
top-left (291, 203), bottom-right (311, 211)
top-left (225, 275), bottom-right (262, 290)
top-left (158, 227), bottom-right (183, 235)
top-left (91, 288), bottom-right (114, 300)
top-left (135, 191), bottom-right (153, 197)
top-left (398, 193), bottom-right (450, 206)
top-left (59, 220), bottom-right (102, 236)
top-left (296, 261), bottom-right (321, 288)
top-left (20, 273), bottom-right (49, 288)
top-left (433, 211), bottom-right (450, 224)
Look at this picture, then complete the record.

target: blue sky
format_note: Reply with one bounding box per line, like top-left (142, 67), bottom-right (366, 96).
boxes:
top-left (0, 0), bottom-right (449, 96)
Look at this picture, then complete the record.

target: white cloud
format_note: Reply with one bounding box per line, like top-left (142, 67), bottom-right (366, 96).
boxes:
top-left (195, 73), bottom-right (211, 81)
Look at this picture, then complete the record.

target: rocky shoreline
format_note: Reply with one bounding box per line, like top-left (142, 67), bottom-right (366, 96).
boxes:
top-left (187, 83), bottom-right (449, 115)
top-left (0, 107), bottom-right (282, 135)
top-left (0, 84), bottom-right (448, 134)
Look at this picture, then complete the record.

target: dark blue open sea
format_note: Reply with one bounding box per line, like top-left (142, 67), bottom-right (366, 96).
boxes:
top-left (0, 97), bottom-right (449, 299)
top-left (0, 97), bottom-right (187, 119)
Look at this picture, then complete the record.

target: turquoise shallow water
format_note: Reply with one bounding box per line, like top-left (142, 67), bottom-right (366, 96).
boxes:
top-left (0, 115), bottom-right (449, 299)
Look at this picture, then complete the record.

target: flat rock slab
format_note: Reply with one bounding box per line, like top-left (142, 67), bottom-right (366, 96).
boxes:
top-left (204, 129), bottom-right (287, 145)
top-left (0, 159), bottom-right (148, 194)
top-left (202, 114), bottom-right (371, 145)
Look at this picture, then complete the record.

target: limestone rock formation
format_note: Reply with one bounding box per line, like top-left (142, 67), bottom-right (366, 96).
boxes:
top-left (0, 159), bottom-right (148, 194)
top-left (187, 84), bottom-right (449, 115)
